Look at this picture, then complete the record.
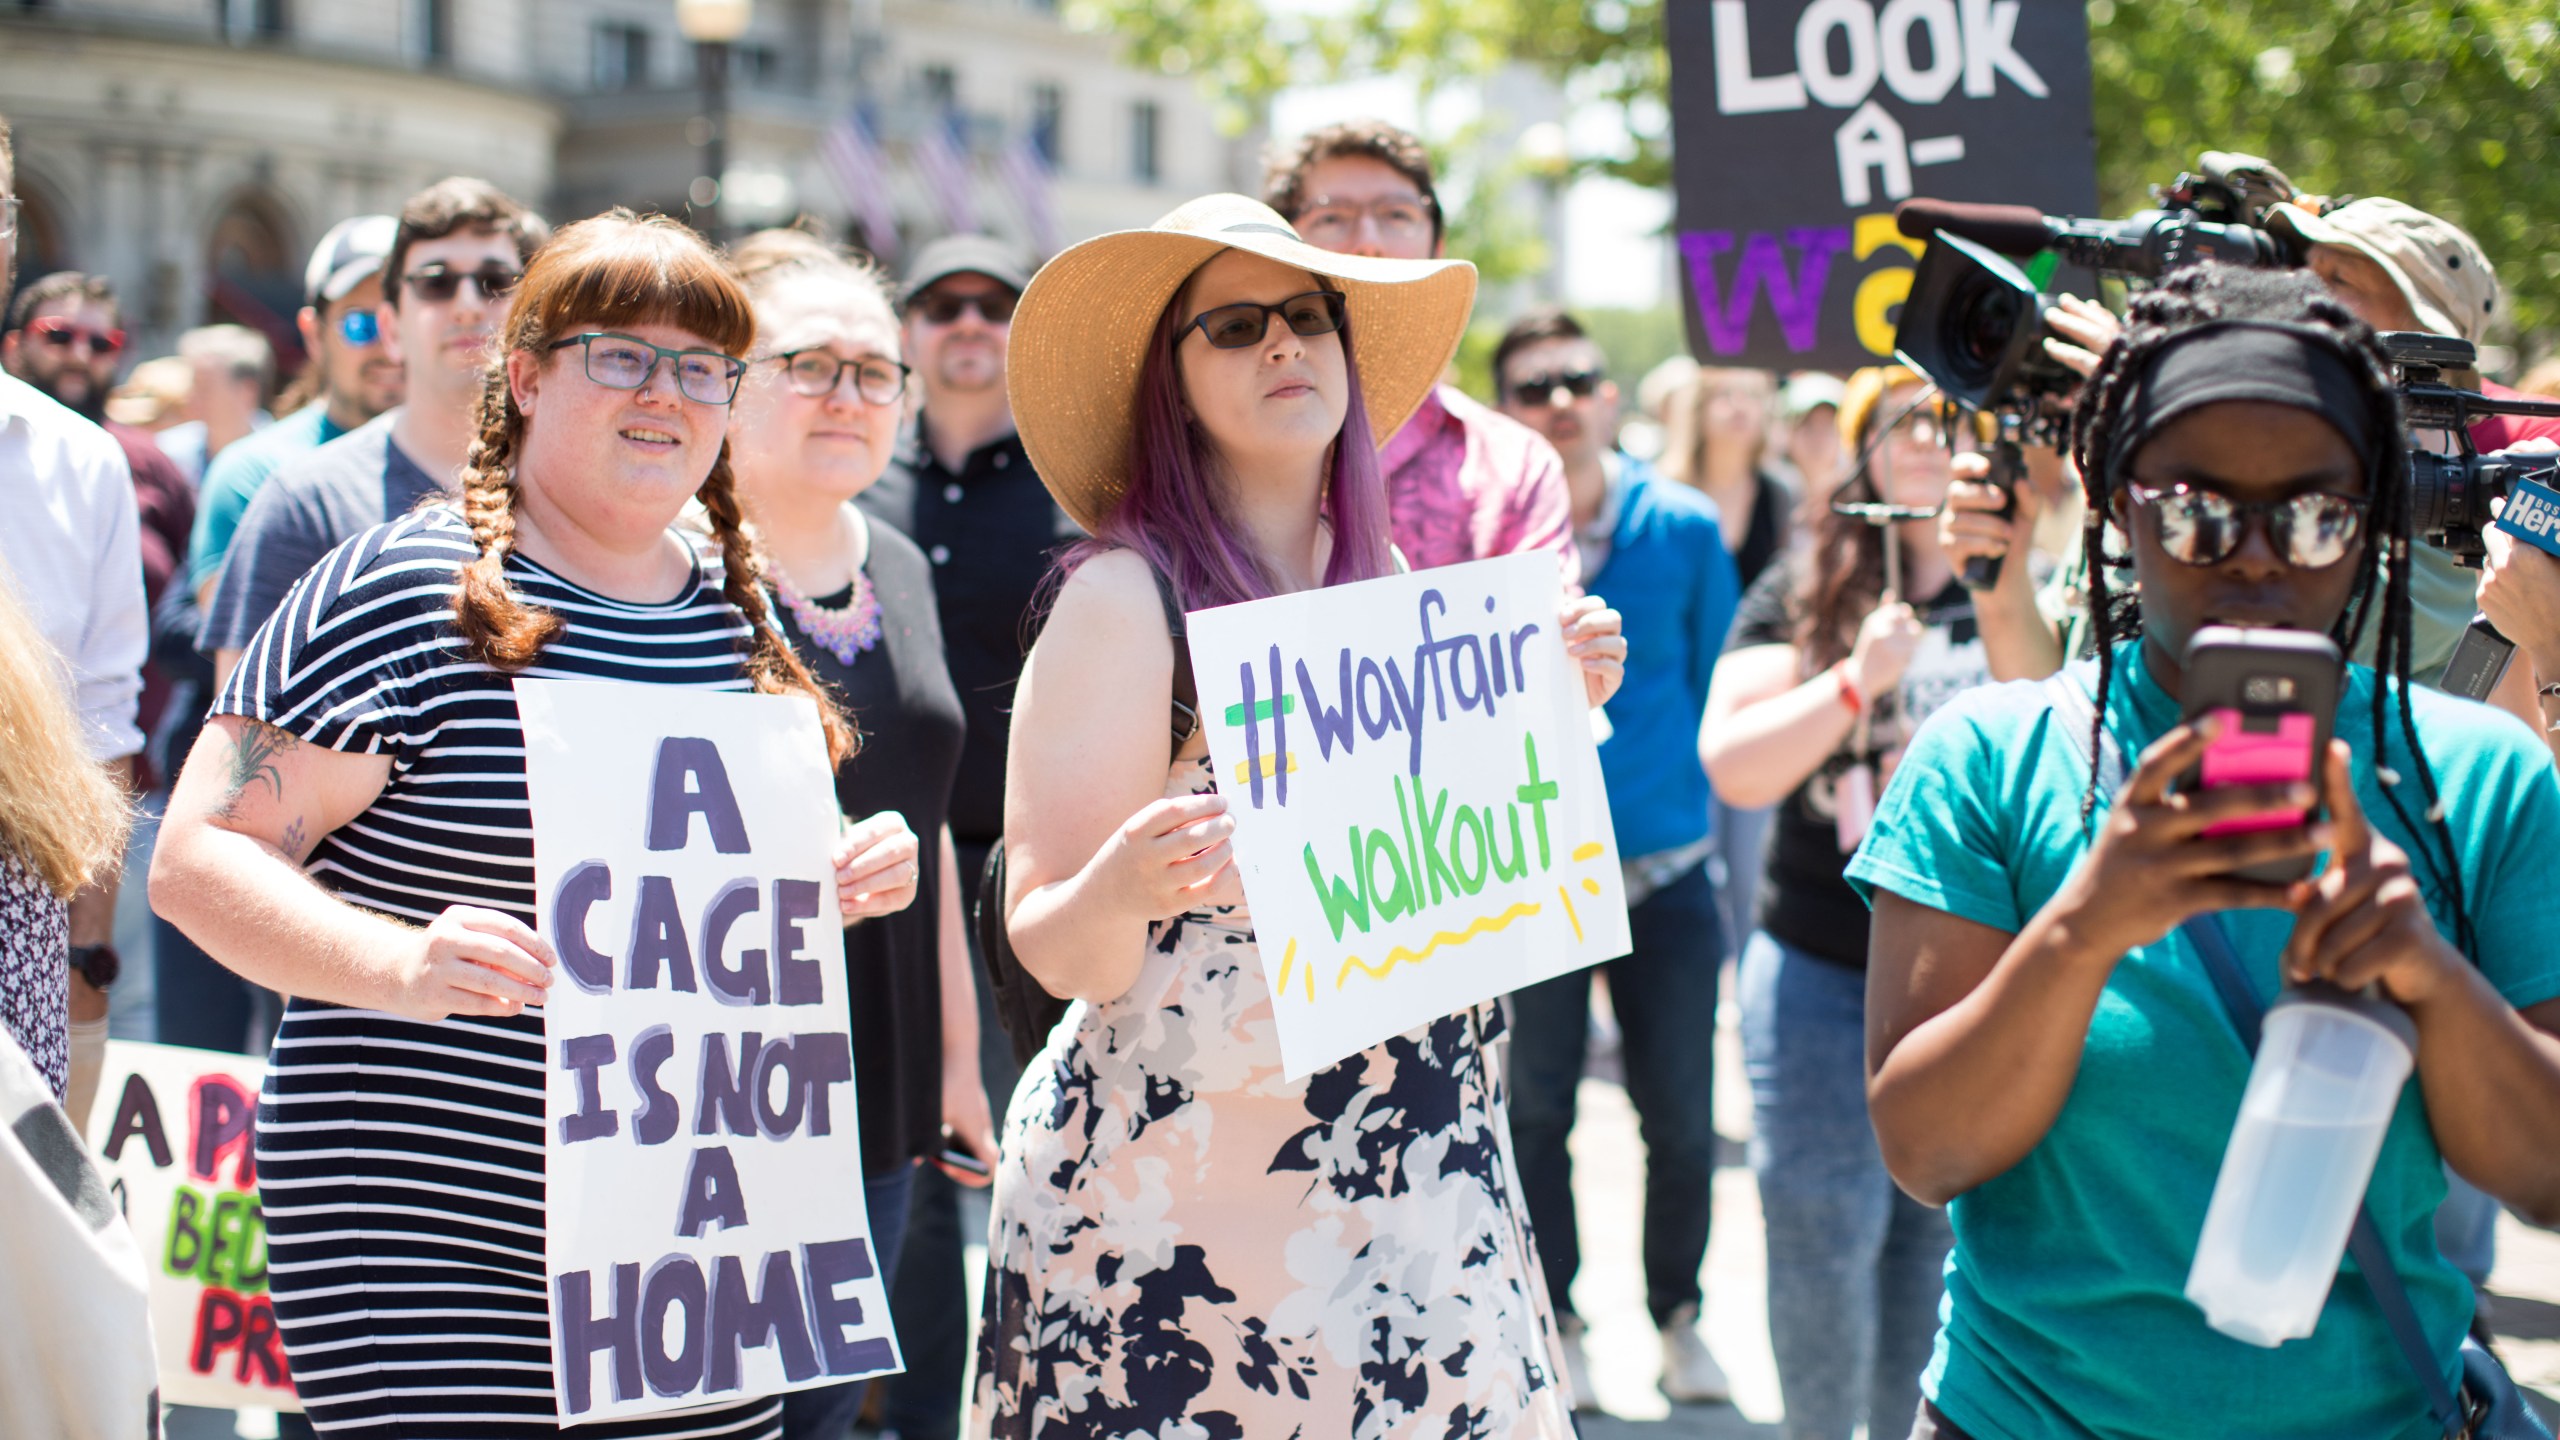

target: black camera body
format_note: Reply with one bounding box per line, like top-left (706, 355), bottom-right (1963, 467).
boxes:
top-left (2388, 331), bottom-right (2560, 566)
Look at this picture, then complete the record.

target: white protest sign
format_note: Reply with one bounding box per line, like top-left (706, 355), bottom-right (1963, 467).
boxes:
top-left (1185, 553), bottom-right (1633, 1078)
top-left (86, 1039), bottom-right (301, 1412)
top-left (518, 679), bottom-right (900, 1426)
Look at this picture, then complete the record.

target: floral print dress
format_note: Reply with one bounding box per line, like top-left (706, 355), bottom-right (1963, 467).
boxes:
top-left (972, 754), bottom-right (1576, 1440)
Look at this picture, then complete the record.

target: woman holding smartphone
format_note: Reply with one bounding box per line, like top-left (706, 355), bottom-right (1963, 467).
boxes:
top-left (1849, 265), bottom-right (2560, 1438)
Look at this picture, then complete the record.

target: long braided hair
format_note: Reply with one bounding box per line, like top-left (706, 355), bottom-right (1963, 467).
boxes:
top-left (2069, 263), bottom-right (2473, 953)
top-left (450, 209), bottom-right (855, 765)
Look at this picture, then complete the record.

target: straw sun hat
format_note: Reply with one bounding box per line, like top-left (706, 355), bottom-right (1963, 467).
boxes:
top-left (1005, 193), bottom-right (1478, 534)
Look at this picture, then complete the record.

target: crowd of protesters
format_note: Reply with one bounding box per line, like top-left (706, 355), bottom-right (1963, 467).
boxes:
top-left (3, 98), bottom-right (2559, 1440)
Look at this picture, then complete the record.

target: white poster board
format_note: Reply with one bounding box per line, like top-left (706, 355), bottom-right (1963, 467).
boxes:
top-left (1185, 553), bottom-right (1633, 1077)
top-left (86, 1039), bottom-right (302, 1412)
top-left (518, 679), bottom-right (901, 1426)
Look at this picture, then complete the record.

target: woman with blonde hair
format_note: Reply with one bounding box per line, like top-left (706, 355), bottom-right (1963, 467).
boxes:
top-left (0, 579), bottom-right (130, 1102)
top-left (973, 194), bottom-right (1623, 1437)
top-left (152, 211), bottom-right (922, 1438)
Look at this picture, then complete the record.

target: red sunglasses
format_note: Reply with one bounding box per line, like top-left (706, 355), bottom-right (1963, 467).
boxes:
top-left (26, 316), bottom-right (127, 356)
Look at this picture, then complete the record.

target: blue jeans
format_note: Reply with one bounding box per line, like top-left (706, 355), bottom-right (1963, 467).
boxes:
top-left (1712, 797), bottom-right (1775, 959)
top-left (1741, 931), bottom-right (1951, 1440)
top-left (780, 1163), bottom-right (918, 1440)
top-left (1507, 862), bottom-right (1724, 1326)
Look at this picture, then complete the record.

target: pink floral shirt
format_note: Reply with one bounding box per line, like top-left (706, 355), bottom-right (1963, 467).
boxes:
top-left (1380, 385), bottom-right (1580, 586)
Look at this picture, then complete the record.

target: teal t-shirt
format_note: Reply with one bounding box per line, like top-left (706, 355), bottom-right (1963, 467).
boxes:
top-left (187, 403), bottom-right (349, 588)
top-left (1845, 642), bottom-right (2560, 1440)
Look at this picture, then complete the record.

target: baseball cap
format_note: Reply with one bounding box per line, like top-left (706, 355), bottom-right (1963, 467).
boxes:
top-left (1779, 371), bottom-right (1847, 422)
top-left (901, 234), bottom-right (1032, 308)
top-left (304, 214), bottom-right (398, 307)
top-left (2268, 198), bottom-right (2499, 344)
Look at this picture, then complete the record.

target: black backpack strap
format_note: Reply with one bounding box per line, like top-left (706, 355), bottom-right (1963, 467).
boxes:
top-left (1146, 561), bottom-right (1202, 761)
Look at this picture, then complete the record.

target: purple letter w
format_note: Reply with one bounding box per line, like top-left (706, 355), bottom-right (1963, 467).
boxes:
top-left (1678, 227), bottom-right (1851, 354)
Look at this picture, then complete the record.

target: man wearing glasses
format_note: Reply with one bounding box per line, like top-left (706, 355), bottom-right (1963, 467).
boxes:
top-left (1264, 119), bottom-right (1579, 585)
top-left (857, 232), bottom-right (1080, 1440)
top-left (200, 177), bottom-right (546, 690)
top-left (0, 114), bottom-right (148, 1125)
top-left (186, 215), bottom-right (403, 609)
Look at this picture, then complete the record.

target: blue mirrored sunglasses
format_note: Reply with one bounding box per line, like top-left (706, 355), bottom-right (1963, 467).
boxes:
top-left (338, 309), bottom-right (381, 347)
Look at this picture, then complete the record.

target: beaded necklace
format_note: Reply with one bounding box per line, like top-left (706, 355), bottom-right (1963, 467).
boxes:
top-left (771, 508), bottom-right (884, 667)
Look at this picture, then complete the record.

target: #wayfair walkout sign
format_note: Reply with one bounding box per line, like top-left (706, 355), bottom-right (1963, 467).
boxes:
top-left (1187, 554), bottom-right (1632, 1078)
top-left (519, 680), bottom-right (900, 1426)
top-left (1665, 0), bottom-right (2097, 369)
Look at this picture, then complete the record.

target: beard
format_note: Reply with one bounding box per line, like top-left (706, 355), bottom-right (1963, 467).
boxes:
top-left (37, 371), bottom-right (108, 422)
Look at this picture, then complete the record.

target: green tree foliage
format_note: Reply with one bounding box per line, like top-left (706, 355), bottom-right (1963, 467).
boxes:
top-left (1075, 0), bottom-right (2558, 343)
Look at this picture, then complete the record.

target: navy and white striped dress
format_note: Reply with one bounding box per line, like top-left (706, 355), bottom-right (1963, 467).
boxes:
top-left (216, 507), bottom-right (782, 1439)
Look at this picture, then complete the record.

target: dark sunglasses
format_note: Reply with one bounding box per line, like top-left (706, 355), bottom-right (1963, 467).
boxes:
top-left (27, 316), bottom-right (126, 355)
top-left (548, 332), bottom-right (748, 406)
top-left (767, 348), bottom-right (910, 405)
top-left (338, 309), bottom-right (380, 346)
top-left (2125, 480), bottom-right (2368, 570)
top-left (1187, 290), bottom-right (1347, 351)
top-left (911, 289), bottom-right (1016, 326)
top-left (404, 263), bottom-right (523, 304)
top-left (1510, 369), bottom-right (1602, 406)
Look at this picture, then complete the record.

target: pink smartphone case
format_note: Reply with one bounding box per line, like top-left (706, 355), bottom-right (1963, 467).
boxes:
top-left (2197, 708), bottom-right (2314, 836)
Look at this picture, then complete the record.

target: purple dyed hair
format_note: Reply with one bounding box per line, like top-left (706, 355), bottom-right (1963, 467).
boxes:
top-left (1057, 268), bottom-right (1397, 611)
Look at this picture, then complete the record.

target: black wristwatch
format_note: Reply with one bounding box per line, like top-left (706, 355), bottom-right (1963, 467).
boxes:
top-left (69, 943), bottom-right (121, 990)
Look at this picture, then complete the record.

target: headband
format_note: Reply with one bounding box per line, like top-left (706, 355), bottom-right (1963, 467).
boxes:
top-left (2104, 321), bottom-right (2379, 484)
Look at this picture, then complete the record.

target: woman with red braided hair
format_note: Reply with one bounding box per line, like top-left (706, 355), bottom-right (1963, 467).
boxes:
top-left (151, 211), bottom-right (922, 1438)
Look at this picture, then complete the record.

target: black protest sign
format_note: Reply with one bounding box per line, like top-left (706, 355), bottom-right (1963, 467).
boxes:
top-left (1665, 0), bottom-right (2097, 370)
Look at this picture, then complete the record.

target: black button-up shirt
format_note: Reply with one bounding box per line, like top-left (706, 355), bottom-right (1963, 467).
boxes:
top-left (858, 417), bottom-right (1084, 844)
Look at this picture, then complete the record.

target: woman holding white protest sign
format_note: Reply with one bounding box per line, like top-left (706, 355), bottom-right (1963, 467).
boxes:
top-left (722, 229), bottom-right (995, 1440)
top-left (971, 194), bottom-right (1621, 1436)
top-left (1699, 366), bottom-right (1991, 1440)
top-left (151, 211), bottom-right (922, 1439)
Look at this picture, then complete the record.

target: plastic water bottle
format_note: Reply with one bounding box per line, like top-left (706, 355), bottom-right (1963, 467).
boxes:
top-left (2185, 983), bottom-right (2417, 1347)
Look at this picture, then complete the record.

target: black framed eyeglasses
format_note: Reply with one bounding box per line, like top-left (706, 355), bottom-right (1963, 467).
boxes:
top-left (767, 348), bottom-right (910, 404)
top-left (911, 289), bottom-right (1016, 326)
top-left (1509, 369), bottom-right (1602, 407)
top-left (1186, 290), bottom-right (1347, 351)
top-left (548, 332), bottom-right (748, 406)
top-left (1295, 193), bottom-right (1437, 244)
top-left (405, 262), bottom-right (523, 304)
top-left (2125, 479), bottom-right (2368, 570)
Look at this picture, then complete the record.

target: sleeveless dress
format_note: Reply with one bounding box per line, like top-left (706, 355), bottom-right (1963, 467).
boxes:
top-left (970, 751), bottom-right (1575, 1440)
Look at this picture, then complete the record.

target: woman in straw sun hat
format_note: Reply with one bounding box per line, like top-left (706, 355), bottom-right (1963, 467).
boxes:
top-left (974, 193), bottom-right (1620, 1436)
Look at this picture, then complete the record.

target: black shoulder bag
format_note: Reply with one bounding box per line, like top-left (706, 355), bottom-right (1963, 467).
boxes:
top-left (2044, 670), bottom-right (2546, 1440)
top-left (973, 563), bottom-right (1201, 1068)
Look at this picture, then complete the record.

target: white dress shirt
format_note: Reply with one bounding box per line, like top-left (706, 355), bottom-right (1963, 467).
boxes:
top-left (0, 373), bottom-right (147, 762)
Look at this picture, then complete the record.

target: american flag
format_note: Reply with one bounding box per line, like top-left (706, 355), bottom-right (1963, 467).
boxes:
top-left (819, 108), bottom-right (902, 263)
top-left (912, 115), bottom-right (981, 236)
top-left (1000, 129), bottom-right (1061, 259)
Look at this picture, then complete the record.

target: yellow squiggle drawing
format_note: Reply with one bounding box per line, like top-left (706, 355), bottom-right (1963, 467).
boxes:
top-left (1275, 938), bottom-right (1298, 996)
top-left (1556, 884), bottom-right (1585, 943)
top-left (1334, 901), bottom-right (1544, 988)
top-left (1572, 841), bottom-right (1607, 862)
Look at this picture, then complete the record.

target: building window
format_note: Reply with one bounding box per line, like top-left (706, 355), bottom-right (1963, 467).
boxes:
top-left (1130, 100), bottom-right (1160, 185)
top-left (218, 0), bottom-right (288, 40)
top-left (1031, 84), bottom-right (1064, 167)
top-left (593, 22), bottom-right (652, 90)
top-left (414, 0), bottom-right (452, 63)
top-left (920, 65), bottom-right (959, 117)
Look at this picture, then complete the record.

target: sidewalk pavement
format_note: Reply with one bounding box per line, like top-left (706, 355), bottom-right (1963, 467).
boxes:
top-left (1563, 988), bottom-right (2560, 1436)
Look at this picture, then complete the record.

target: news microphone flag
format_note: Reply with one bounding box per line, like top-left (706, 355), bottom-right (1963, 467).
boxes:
top-left (2495, 474), bottom-right (2560, 559)
top-left (819, 109), bottom-right (902, 264)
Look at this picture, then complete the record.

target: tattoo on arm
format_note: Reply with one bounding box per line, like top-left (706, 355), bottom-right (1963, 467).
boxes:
top-left (280, 816), bottom-right (310, 861)
top-left (215, 722), bottom-right (299, 821)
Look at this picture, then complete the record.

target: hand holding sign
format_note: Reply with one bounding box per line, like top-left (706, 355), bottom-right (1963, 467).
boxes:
top-left (1562, 594), bottom-right (1628, 707)
top-left (387, 905), bottom-right (559, 1021)
top-left (834, 810), bottom-right (923, 922)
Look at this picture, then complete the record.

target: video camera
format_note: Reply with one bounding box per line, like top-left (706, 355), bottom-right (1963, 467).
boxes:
top-left (1887, 164), bottom-right (2304, 589)
top-left (2386, 331), bottom-right (2560, 699)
